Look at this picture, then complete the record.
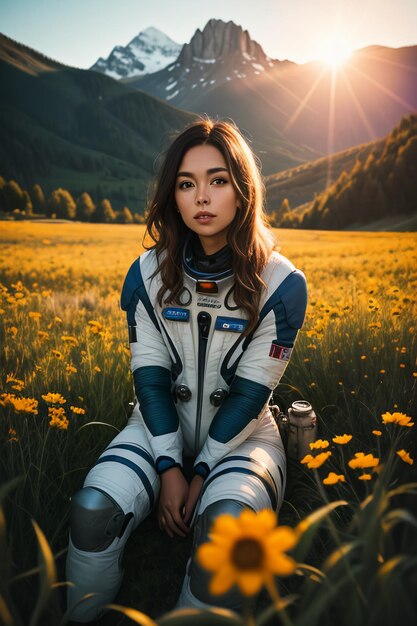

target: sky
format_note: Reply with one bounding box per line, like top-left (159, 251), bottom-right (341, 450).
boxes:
top-left (1, 0), bottom-right (416, 69)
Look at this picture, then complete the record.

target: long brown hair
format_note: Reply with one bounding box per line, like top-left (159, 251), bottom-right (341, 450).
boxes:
top-left (145, 117), bottom-right (276, 335)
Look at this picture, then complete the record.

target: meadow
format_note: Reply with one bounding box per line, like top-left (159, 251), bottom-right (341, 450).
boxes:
top-left (1, 222), bottom-right (416, 625)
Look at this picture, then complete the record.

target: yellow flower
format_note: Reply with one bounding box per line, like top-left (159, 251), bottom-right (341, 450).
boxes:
top-left (332, 434), bottom-right (352, 444)
top-left (381, 412), bottom-right (414, 427)
top-left (300, 451), bottom-right (332, 469)
top-left (323, 472), bottom-right (346, 485)
top-left (197, 509), bottom-right (297, 597)
top-left (51, 349), bottom-right (64, 360)
top-left (2, 394), bottom-right (38, 415)
top-left (48, 406), bottom-right (66, 418)
top-left (6, 375), bottom-right (25, 392)
top-left (61, 335), bottom-right (79, 347)
top-left (88, 320), bottom-right (103, 334)
top-left (48, 406), bottom-right (69, 430)
top-left (358, 474), bottom-right (372, 481)
top-left (8, 326), bottom-right (18, 338)
top-left (42, 392), bottom-right (66, 405)
top-left (94, 366), bottom-right (101, 373)
top-left (372, 430), bottom-right (382, 436)
top-left (70, 405), bottom-right (85, 415)
top-left (49, 415), bottom-right (69, 430)
top-left (66, 364), bottom-right (77, 374)
top-left (396, 450), bottom-right (413, 465)
top-left (348, 452), bottom-right (379, 469)
top-left (28, 311), bottom-right (41, 320)
top-left (37, 330), bottom-right (49, 341)
top-left (309, 439), bottom-right (329, 450)
top-left (11, 280), bottom-right (24, 291)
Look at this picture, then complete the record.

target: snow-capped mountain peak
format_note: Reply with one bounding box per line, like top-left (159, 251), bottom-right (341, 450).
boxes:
top-left (131, 19), bottom-right (281, 107)
top-left (90, 27), bottom-right (182, 80)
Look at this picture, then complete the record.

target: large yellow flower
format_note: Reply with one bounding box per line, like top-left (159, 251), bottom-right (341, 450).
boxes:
top-left (197, 509), bottom-right (297, 597)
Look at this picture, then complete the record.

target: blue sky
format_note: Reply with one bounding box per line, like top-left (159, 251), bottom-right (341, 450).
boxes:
top-left (1, 0), bottom-right (416, 68)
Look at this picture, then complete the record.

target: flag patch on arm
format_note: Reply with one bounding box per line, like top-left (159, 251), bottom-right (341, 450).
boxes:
top-left (269, 343), bottom-right (292, 360)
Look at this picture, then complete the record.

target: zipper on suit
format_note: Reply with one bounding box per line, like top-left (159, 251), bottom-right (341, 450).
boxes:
top-left (195, 311), bottom-right (211, 452)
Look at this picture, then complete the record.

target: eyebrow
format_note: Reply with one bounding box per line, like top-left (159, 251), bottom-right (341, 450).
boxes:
top-left (176, 167), bottom-right (228, 178)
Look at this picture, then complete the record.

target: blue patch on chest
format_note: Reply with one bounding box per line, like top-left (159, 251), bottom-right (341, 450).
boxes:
top-left (215, 316), bottom-right (248, 333)
top-left (162, 307), bottom-right (190, 322)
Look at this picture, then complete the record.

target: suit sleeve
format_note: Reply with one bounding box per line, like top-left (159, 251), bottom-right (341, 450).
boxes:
top-left (121, 257), bottom-right (183, 474)
top-left (193, 269), bottom-right (308, 479)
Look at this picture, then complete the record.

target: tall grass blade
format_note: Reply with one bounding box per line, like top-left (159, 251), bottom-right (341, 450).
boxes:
top-left (28, 520), bottom-right (57, 626)
top-left (105, 603), bottom-right (158, 625)
top-left (294, 500), bottom-right (348, 560)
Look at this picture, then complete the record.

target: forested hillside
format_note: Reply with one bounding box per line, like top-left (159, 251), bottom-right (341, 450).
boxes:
top-left (278, 114), bottom-right (417, 229)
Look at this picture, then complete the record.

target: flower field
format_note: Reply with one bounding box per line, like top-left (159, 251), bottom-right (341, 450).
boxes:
top-left (1, 222), bottom-right (416, 625)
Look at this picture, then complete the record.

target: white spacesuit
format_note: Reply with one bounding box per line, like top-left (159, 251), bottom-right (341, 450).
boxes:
top-left (66, 236), bottom-right (308, 622)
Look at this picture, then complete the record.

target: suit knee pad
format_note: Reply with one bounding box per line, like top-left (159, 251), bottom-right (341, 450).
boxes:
top-left (189, 499), bottom-right (249, 607)
top-left (70, 486), bottom-right (133, 552)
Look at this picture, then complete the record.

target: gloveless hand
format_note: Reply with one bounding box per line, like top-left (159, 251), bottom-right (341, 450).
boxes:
top-left (158, 467), bottom-right (191, 538)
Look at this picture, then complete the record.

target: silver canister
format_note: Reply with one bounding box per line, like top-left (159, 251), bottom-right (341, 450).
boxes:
top-left (287, 400), bottom-right (317, 460)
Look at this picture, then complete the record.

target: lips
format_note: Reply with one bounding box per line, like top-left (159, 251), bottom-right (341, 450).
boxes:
top-left (194, 210), bottom-right (215, 223)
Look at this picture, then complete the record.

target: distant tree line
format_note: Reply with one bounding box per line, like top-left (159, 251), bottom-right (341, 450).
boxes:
top-left (0, 178), bottom-right (146, 224)
top-left (269, 114), bottom-right (417, 229)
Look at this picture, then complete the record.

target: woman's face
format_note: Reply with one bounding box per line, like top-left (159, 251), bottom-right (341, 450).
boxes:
top-left (175, 144), bottom-right (240, 255)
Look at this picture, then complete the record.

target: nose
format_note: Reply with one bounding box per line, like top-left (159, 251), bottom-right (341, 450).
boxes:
top-left (195, 187), bottom-right (210, 205)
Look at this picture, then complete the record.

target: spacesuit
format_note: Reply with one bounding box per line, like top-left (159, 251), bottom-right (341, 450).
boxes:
top-left (66, 235), bottom-right (308, 622)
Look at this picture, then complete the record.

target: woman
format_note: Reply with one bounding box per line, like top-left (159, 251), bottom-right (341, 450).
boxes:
top-left (66, 118), bottom-right (308, 622)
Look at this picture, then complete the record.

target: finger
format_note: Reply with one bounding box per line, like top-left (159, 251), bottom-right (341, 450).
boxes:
top-left (165, 508), bottom-right (190, 537)
top-left (183, 496), bottom-right (198, 525)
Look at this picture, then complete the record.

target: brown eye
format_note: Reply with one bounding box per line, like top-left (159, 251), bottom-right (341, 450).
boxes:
top-left (178, 181), bottom-right (193, 189)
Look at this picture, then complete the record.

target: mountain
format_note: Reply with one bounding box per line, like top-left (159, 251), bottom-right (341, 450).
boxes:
top-left (90, 27), bottom-right (182, 80)
top-left (129, 20), bottom-right (417, 172)
top-left (0, 33), bottom-right (195, 211)
top-left (124, 19), bottom-right (317, 174)
top-left (273, 114), bottom-right (417, 230)
top-left (127, 19), bottom-right (289, 104)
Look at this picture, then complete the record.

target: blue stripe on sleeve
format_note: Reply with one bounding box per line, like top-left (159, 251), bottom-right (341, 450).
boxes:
top-left (208, 375), bottom-right (271, 443)
top-left (133, 365), bottom-right (179, 436)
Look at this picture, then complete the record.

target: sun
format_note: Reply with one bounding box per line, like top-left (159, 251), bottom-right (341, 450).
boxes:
top-left (319, 38), bottom-right (353, 68)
